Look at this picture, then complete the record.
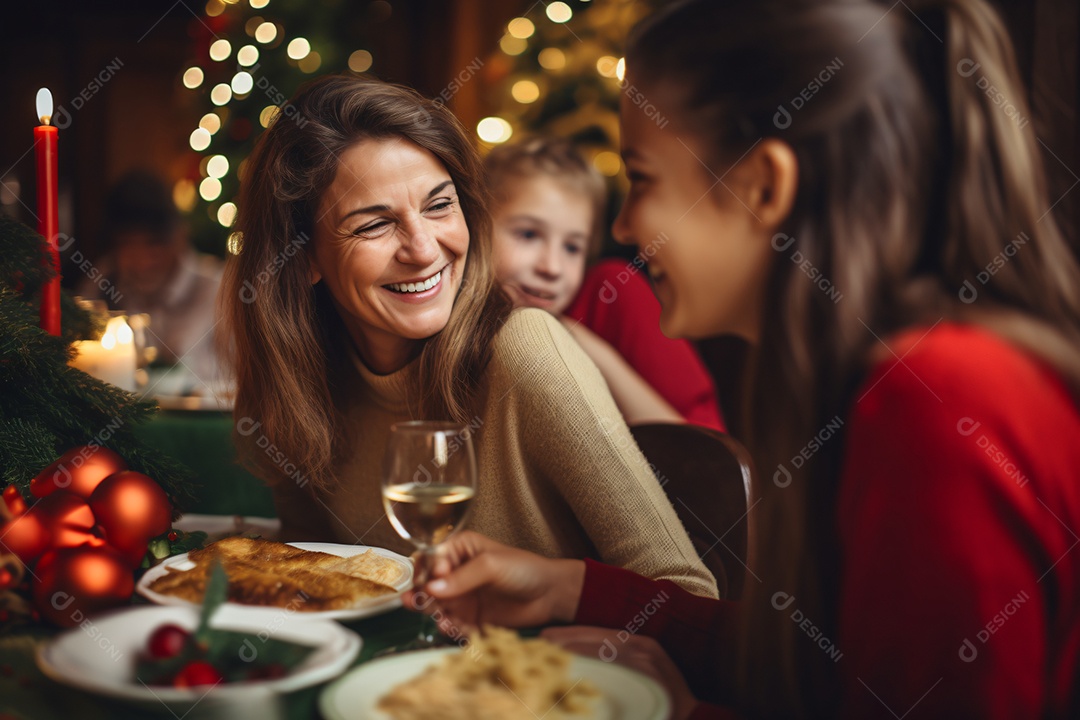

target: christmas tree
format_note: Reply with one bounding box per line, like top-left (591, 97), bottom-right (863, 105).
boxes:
top-left (177, 0), bottom-right (383, 255)
top-left (476, 0), bottom-right (661, 255)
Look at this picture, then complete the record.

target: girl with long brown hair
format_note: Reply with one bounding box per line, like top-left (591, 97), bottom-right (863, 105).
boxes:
top-left (219, 75), bottom-right (716, 597)
top-left (404, 0), bottom-right (1080, 716)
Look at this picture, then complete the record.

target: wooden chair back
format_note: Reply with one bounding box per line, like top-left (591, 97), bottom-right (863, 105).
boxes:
top-left (630, 423), bottom-right (753, 599)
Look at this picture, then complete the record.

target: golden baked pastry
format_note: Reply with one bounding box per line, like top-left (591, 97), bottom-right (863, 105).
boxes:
top-left (148, 537), bottom-right (404, 610)
top-left (378, 627), bottom-right (602, 720)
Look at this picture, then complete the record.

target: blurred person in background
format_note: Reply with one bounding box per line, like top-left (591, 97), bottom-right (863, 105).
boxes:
top-left (78, 170), bottom-right (224, 389)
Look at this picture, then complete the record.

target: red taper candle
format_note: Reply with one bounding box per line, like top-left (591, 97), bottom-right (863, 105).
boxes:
top-left (35, 88), bottom-right (61, 336)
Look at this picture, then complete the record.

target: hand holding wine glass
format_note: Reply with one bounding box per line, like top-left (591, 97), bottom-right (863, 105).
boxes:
top-left (403, 530), bottom-right (586, 633)
top-left (380, 421), bottom-right (477, 652)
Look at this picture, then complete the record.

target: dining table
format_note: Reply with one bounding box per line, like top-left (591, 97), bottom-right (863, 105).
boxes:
top-left (2, 407), bottom-right (647, 720)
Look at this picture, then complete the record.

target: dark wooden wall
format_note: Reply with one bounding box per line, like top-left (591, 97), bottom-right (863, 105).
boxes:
top-left (999, 0), bottom-right (1079, 244)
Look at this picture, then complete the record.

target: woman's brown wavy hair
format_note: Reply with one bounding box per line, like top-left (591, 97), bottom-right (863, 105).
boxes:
top-left (628, 0), bottom-right (1080, 716)
top-left (220, 74), bottom-right (511, 491)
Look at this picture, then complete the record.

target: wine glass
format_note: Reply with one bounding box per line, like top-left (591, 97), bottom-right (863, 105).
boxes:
top-left (380, 421), bottom-right (477, 653)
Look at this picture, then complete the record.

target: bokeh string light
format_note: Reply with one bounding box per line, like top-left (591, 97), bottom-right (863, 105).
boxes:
top-left (480, 1), bottom-right (642, 152)
top-left (483, 0), bottom-right (662, 252)
top-left (181, 0), bottom-right (648, 253)
top-left (179, 0), bottom-right (383, 249)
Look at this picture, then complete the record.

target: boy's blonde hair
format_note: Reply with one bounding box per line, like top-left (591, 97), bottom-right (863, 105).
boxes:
top-left (483, 137), bottom-right (607, 262)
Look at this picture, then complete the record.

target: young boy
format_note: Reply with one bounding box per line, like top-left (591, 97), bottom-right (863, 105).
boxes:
top-left (485, 137), bottom-right (723, 430)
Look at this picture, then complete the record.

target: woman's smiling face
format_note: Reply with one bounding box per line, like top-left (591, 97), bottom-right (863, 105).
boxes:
top-left (612, 76), bottom-right (776, 342)
top-left (310, 137), bottom-right (469, 372)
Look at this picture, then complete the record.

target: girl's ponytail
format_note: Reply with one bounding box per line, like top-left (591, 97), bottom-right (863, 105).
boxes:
top-left (911, 0), bottom-right (1080, 334)
top-left (899, 0), bottom-right (1080, 399)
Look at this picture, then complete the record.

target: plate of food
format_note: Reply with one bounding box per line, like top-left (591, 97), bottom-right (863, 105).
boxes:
top-left (319, 627), bottom-right (670, 720)
top-left (136, 537), bottom-right (413, 621)
top-left (37, 597), bottom-right (360, 712)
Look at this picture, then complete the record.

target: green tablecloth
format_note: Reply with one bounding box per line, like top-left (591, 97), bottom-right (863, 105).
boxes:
top-left (0, 607), bottom-right (428, 719)
top-left (134, 410), bottom-right (277, 518)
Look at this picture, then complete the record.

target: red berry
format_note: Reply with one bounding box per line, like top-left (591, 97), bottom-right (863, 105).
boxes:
top-left (147, 624), bottom-right (190, 659)
top-left (167, 530), bottom-right (178, 542)
top-left (173, 660), bottom-right (223, 688)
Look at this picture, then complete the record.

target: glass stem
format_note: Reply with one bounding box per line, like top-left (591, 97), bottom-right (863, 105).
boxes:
top-left (416, 547), bottom-right (438, 644)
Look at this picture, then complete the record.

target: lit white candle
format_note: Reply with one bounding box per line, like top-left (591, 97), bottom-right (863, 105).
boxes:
top-left (70, 316), bottom-right (137, 391)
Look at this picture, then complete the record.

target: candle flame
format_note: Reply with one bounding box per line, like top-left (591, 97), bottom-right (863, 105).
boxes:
top-left (36, 88), bottom-right (53, 126)
top-left (116, 321), bottom-right (134, 345)
top-left (104, 316), bottom-right (134, 347)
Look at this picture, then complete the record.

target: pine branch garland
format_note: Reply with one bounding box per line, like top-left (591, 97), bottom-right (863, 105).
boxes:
top-left (0, 418), bottom-right (59, 486)
top-left (0, 215), bottom-right (194, 514)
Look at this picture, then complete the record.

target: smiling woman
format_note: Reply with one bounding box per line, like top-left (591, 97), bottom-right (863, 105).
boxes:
top-left (309, 139), bottom-right (470, 373)
top-left (219, 75), bottom-right (716, 598)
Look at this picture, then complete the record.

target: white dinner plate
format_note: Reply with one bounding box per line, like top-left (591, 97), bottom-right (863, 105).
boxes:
top-left (37, 604), bottom-right (360, 713)
top-left (319, 646), bottom-right (671, 720)
top-left (152, 394), bottom-right (233, 411)
top-left (172, 513), bottom-right (281, 541)
top-left (136, 542), bottom-right (413, 621)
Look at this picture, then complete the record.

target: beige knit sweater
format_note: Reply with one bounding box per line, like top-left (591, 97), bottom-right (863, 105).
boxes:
top-left (271, 308), bottom-right (717, 598)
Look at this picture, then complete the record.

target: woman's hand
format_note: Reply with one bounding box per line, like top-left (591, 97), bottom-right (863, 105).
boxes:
top-left (542, 626), bottom-right (700, 720)
top-left (403, 531), bottom-right (585, 633)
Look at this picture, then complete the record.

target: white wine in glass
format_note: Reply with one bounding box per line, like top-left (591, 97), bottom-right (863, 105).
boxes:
top-left (380, 421), bottom-right (477, 653)
top-left (383, 483), bottom-right (475, 549)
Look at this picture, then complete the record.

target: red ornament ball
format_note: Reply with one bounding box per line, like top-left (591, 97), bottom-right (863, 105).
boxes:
top-left (30, 446), bottom-right (128, 500)
top-left (32, 492), bottom-right (103, 552)
top-left (89, 472), bottom-right (171, 552)
top-left (3, 484), bottom-right (27, 515)
top-left (112, 537), bottom-right (150, 569)
top-left (32, 545), bottom-right (134, 627)
top-left (0, 512), bottom-right (50, 564)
